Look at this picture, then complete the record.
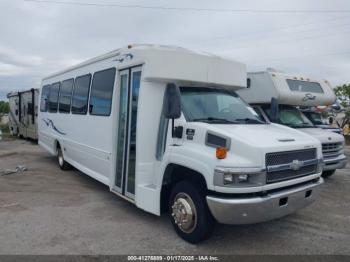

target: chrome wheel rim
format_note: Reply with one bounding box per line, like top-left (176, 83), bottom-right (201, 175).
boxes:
top-left (171, 192), bottom-right (197, 233)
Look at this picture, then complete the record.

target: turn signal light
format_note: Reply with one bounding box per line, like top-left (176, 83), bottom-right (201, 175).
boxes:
top-left (216, 147), bottom-right (227, 159)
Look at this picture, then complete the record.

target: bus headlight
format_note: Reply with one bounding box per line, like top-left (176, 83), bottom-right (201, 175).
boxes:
top-left (215, 167), bottom-right (265, 187)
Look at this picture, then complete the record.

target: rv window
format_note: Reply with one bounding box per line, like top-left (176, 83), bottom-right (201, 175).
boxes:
top-left (48, 82), bottom-right (60, 112)
top-left (286, 79), bottom-right (324, 93)
top-left (71, 74), bottom-right (91, 115)
top-left (27, 103), bottom-right (33, 114)
top-left (264, 106), bottom-right (313, 128)
top-left (89, 68), bottom-right (116, 116)
top-left (59, 79), bottom-right (74, 113)
top-left (40, 85), bottom-right (50, 112)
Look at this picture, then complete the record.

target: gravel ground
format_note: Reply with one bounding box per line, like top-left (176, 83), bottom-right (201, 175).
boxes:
top-left (0, 139), bottom-right (349, 255)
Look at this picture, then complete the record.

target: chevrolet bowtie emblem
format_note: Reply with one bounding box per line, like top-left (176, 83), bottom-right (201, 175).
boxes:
top-left (290, 160), bottom-right (303, 171)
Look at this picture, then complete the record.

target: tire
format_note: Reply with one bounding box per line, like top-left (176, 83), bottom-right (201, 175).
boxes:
top-left (169, 180), bottom-right (214, 244)
top-left (57, 147), bottom-right (71, 170)
top-left (322, 170), bottom-right (336, 178)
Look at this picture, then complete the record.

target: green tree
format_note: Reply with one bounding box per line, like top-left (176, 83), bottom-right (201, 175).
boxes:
top-left (0, 101), bottom-right (10, 114)
top-left (334, 84), bottom-right (350, 107)
top-left (333, 84), bottom-right (350, 129)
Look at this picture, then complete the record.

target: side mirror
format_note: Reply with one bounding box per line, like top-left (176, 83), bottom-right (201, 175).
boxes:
top-left (329, 116), bottom-right (334, 125)
top-left (270, 97), bottom-right (279, 122)
top-left (162, 83), bottom-right (181, 119)
top-left (162, 83), bottom-right (181, 138)
top-left (247, 78), bottom-right (251, 88)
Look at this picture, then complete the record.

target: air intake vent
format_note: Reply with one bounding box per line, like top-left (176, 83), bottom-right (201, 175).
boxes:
top-left (206, 132), bottom-right (229, 148)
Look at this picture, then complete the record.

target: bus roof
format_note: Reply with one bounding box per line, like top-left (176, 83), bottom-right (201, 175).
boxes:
top-left (42, 44), bottom-right (247, 89)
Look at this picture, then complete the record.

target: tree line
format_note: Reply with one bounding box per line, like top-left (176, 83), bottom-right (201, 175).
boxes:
top-left (334, 84), bottom-right (350, 129)
top-left (0, 101), bottom-right (10, 114)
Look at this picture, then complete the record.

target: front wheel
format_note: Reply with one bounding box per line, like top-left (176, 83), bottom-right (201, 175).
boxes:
top-left (322, 170), bottom-right (336, 178)
top-left (169, 181), bottom-right (214, 244)
top-left (57, 147), bottom-right (71, 170)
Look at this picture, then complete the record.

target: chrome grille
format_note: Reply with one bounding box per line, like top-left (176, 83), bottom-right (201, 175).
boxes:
top-left (266, 148), bottom-right (317, 166)
top-left (265, 148), bottom-right (317, 184)
top-left (322, 142), bottom-right (343, 160)
top-left (266, 165), bottom-right (317, 183)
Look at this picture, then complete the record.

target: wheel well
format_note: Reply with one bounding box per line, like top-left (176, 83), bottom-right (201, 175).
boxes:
top-left (55, 140), bottom-right (61, 153)
top-left (160, 164), bottom-right (207, 213)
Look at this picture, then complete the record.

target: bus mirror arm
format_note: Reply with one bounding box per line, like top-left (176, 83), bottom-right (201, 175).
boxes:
top-left (162, 83), bottom-right (182, 138)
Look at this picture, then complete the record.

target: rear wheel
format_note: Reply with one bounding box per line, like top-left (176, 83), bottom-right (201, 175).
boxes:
top-left (169, 181), bottom-right (214, 244)
top-left (322, 170), bottom-right (336, 178)
top-left (57, 147), bottom-right (71, 170)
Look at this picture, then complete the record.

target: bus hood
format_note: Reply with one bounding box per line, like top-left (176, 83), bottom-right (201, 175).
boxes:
top-left (297, 127), bottom-right (345, 144)
top-left (208, 123), bottom-right (320, 150)
top-left (180, 121), bottom-right (322, 170)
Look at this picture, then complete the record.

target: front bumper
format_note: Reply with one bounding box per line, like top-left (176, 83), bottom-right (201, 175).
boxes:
top-left (323, 154), bottom-right (347, 171)
top-left (206, 178), bottom-right (323, 225)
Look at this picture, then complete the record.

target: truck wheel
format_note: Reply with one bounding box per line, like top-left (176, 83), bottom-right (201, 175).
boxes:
top-left (57, 147), bottom-right (71, 170)
top-left (322, 170), bottom-right (336, 178)
top-left (169, 181), bottom-right (214, 244)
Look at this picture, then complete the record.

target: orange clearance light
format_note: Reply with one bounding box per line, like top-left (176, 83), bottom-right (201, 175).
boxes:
top-left (216, 147), bottom-right (228, 159)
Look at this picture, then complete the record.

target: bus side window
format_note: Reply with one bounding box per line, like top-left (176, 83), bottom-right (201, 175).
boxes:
top-left (71, 74), bottom-right (91, 115)
top-left (48, 82), bottom-right (60, 113)
top-left (89, 68), bottom-right (116, 116)
top-left (59, 79), bottom-right (74, 113)
top-left (40, 85), bottom-right (51, 112)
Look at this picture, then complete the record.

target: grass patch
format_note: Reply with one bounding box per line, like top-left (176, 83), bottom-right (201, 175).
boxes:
top-left (0, 123), bottom-right (15, 140)
top-left (0, 124), bottom-right (10, 134)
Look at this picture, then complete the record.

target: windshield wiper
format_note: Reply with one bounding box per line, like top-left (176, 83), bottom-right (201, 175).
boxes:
top-left (287, 123), bottom-right (314, 128)
top-left (235, 118), bottom-right (265, 124)
top-left (192, 117), bottom-right (239, 124)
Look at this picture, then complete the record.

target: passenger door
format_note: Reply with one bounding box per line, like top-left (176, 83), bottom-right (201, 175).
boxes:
top-left (114, 66), bottom-right (142, 199)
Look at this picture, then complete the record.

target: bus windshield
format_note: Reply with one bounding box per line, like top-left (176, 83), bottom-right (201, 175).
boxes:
top-left (180, 87), bottom-right (264, 124)
top-left (303, 111), bottom-right (326, 125)
top-left (264, 106), bottom-right (314, 128)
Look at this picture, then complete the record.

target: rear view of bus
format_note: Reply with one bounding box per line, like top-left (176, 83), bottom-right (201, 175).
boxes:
top-left (38, 45), bottom-right (324, 243)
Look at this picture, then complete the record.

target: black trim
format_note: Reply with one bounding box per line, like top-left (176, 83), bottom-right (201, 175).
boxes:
top-left (122, 68), bottom-right (132, 195)
top-left (18, 91), bottom-right (22, 123)
top-left (31, 88), bottom-right (35, 124)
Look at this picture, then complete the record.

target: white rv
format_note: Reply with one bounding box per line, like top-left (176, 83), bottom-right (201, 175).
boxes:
top-left (7, 88), bottom-right (39, 140)
top-left (238, 70), bottom-right (346, 178)
top-left (38, 45), bottom-right (324, 243)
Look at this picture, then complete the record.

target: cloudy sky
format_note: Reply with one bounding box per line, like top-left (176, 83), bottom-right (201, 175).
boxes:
top-left (0, 0), bottom-right (350, 100)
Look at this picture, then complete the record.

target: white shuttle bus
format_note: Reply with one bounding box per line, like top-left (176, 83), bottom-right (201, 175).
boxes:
top-left (238, 70), bottom-right (346, 178)
top-left (39, 45), bottom-right (324, 243)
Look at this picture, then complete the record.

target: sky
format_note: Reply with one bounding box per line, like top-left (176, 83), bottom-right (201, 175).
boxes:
top-left (0, 0), bottom-right (350, 100)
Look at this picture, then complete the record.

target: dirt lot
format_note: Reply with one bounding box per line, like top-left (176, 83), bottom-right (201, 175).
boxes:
top-left (0, 139), bottom-right (349, 255)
